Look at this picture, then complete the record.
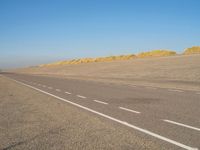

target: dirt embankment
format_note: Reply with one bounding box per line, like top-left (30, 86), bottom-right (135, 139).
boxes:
top-left (13, 54), bottom-right (200, 91)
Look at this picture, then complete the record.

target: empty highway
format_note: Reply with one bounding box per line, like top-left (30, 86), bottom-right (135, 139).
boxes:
top-left (1, 72), bottom-right (199, 150)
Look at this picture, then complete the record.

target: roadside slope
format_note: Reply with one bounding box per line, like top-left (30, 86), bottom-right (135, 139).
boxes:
top-left (14, 54), bottom-right (200, 91)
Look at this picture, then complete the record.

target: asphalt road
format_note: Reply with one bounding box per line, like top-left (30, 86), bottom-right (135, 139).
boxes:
top-left (1, 72), bottom-right (200, 150)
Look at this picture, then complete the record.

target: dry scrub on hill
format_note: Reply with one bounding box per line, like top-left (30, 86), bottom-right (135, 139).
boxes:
top-left (39, 46), bottom-right (200, 67)
top-left (40, 50), bottom-right (176, 67)
top-left (40, 54), bottom-right (136, 67)
top-left (183, 46), bottom-right (200, 55)
top-left (137, 50), bottom-right (176, 58)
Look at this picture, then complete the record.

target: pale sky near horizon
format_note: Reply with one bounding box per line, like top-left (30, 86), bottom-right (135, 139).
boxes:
top-left (0, 0), bottom-right (200, 69)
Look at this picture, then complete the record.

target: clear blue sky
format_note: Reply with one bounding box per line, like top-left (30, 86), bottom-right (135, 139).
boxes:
top-left (0, 0), bottom-right (200, 69)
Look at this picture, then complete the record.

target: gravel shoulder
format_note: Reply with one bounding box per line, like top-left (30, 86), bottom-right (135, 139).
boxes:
top-left (0, 75), bottom-right (164, 150)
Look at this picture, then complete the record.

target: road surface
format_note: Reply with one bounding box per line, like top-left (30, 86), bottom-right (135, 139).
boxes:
top-left (1, 72), bottom-right (199, 150)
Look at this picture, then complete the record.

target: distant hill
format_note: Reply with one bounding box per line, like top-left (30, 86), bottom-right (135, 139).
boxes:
top-left (137, 50), bottom-right (176, 58)
top-left (40, 54), bottom-right (136, 67)
top-left (38, 46), bottom-right (200, 67)
top-left (40, 50), bottom-right (177, 67)
top-left (183, 46), bottom-right (200, 55)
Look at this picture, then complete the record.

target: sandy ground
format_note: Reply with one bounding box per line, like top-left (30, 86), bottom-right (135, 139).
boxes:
top-left (0, 75), bottom-right (165, 150)
top-left (13, 54), bottom-right (200, 91)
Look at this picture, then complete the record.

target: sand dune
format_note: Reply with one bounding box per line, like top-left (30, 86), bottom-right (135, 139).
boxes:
top-left (14, 54), bottom-right (200, 91)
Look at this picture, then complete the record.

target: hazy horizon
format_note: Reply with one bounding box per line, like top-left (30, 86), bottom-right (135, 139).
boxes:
top-left (1, 0), bottom-right (200, 69)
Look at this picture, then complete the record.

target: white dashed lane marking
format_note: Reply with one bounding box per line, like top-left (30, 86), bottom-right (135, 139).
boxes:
top-left (131, 85), bottom-right (137, 88)
top-left (56, 89), bottom-right (61, 92)
top-left (93, 100), bottom-right (108, 105)
top-left (168, 89), bottom-right (183, 93)
top-left (65, 91), bottom-right (71, 94)
top-left (119, 107), bottom-right (141, 114)
top-left (145, 87), bottom-right (157, 90)
top-left (163, 119), bottom-right (200, 131)
top-left (77, 95), bottom-right (86, 99)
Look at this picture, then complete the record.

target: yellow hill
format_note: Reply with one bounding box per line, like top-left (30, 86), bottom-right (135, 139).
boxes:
top-left (40, 50), bottom-right (178, 67)
top-left (183, 46), bottom-right (200, 55)
top-left (40, 54), bottom-right (136, 67)
top-left (39, 49), bottom-right (180, 67)
top-left (137, 50), bottom-right (177, 58)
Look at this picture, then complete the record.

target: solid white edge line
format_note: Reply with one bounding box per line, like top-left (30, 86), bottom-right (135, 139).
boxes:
top-left (93, 100), bottom-right (108, 105)
top-left (4, 77), bottom-right (198, 150)
top-left (77, 95), bottom-right (86, 99)
top-left (119, 107), bottom-right (141, 114)
top-left (163, 119), bottom-right (200, 131)
top-left (65, 91), bottom-right (71, 94)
